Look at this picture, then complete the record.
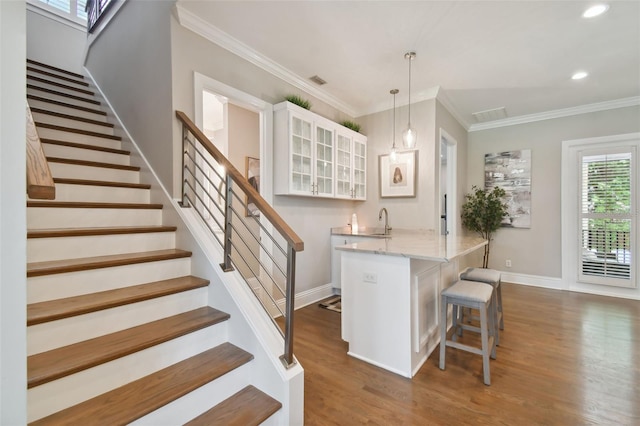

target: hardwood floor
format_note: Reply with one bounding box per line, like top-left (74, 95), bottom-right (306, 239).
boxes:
top-left (290, 283), bottom-right (640, 425)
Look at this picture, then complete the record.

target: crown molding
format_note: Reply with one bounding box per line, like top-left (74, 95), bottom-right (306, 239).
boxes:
top-left (434, 88), bottom-right (471, 130)
top-left (174, 3), bottom-right (359, 117)
top-left (468, 96), bottom-right (640, 132)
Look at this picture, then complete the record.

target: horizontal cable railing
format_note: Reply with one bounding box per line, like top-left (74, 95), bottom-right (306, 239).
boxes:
top-left (175, 110), bottom-right (304, 368)
top-left (86, 0), bottom-right (116, 33)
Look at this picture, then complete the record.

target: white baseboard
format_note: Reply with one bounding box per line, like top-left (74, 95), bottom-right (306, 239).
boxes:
top-left (273, 283), bottom-right (335, 315)
top-left (500, 271), bottom-right (564, 290)
top-left (501, 271), bottom-right (639, 300)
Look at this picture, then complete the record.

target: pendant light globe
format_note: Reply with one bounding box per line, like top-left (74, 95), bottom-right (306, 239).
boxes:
top-left (402, 51), bottom-right (417, 149)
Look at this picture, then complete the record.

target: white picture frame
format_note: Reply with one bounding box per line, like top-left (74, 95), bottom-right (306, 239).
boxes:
top-left (379, 150), bottom-right (417, 198)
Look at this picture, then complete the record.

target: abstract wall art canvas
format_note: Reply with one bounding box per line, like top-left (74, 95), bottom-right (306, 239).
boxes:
top-left (485, 149), bottom-right (532, 228)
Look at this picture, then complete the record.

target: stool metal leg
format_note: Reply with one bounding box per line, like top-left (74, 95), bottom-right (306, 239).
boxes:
top-left (497, 283), bottom-right (504, 330)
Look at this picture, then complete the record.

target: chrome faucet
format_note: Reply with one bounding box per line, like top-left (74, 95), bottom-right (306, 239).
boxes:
top-left (378, 207), bottom-right (392, 235)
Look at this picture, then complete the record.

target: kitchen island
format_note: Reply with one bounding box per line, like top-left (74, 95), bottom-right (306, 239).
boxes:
top-left (334, 229), bottom-right (487, 378)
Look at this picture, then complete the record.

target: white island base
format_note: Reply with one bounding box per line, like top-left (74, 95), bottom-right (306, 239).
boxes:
top-left (341, 251), bottom-right (458, 377)
top-left (337, 232), bottom-right (487, 378)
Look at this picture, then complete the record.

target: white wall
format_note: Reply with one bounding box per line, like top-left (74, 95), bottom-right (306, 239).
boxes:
top-left (85, 0), bottom-right (174, 193)
top-left (26, 7), bottom-right (86, 73)
top-left (355, 99), bottom-right (438, 231)
top-left (0, 1), bottom-right (28, 423)
top-left (467, 106), bottom-right (640, 278)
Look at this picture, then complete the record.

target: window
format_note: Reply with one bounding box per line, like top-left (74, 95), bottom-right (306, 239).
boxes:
top-left (562, 134), bottom-right (638, 292)
top-left (30, 0), bottom-right (87, 24)
top-left (579, 149), bottom-right (633, 284)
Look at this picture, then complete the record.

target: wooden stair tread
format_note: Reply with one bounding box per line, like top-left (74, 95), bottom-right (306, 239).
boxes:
top-left (53, 177), bottom-right (150, 189)
top-left (46, 156), bottom-right (138, 171)
top-left (27, 59), bottom-right (85, 80)
top-left (35, 122), bottom-right (120, 140)
top-left (185, 385), bottom-right (282, 426)
top-left (27, 66), bottom-right (90, 87)
top-left (30, 107), bottom-right (114, 128)
top-left (27, 275), bottom-right (209, 325)
top-left (26, 248), bottom-right (190, 277)
top-left (27, 94), bottom-right (106, 116)
top-left (27, 75), bottom-right (95, 96)
top-left (27, 200), bottom-right (161, 209)
top-left (42, 138), bottom-right (129, 155)
top-left (28, 225), bottom-right (176, 239)
top-left (27, 84), bottom-right (100, 105)
top-left (30, 343), bottom-right (252, 425)
top-left (27, 307), bottom-right (231, 388)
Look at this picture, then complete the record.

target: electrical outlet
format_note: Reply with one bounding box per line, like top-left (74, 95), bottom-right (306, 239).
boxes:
top-left (506, 259), bottom-right (512, 268)
top-left (363, 272), bottom-right (377, 283)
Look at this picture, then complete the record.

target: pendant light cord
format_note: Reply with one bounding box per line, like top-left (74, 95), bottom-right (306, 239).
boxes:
top-left (408, 56), bottom-right (411, 127)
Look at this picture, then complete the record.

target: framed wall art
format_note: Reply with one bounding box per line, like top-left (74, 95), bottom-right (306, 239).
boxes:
top-left (379, 150), bottom-right (417, 198)
top-left (484, 149), bottom-right (531, 228)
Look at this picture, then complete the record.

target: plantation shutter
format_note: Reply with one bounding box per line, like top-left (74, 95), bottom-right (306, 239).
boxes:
top-left (578, 147), bottom-right (635, 287)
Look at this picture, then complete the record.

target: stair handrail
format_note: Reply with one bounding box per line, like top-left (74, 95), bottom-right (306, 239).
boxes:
top-left (25, 103), bottom-right (55, 200)
top-left (175, 110), bottom-right (303, 368)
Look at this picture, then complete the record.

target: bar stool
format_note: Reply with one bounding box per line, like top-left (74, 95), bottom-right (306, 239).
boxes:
top-left (460, 268), bottom-right (504, 331)
top-left (439, 280), bottom-right (497, 385)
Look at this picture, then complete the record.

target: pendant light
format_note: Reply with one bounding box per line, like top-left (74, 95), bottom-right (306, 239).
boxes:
top-left (402, 51), bottom-right (417, 149)
top-left (390, 89), bottom-right (399, 162)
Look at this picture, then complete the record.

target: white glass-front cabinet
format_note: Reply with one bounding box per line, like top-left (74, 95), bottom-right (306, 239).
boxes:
top-left (335, 131), bottom-right (367, 200)
top-left (275, 101), bottom-right (366, 200)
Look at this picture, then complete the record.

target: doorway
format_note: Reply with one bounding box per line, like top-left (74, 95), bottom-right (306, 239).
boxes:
top-left (439, 129), bottom-right (457, 236)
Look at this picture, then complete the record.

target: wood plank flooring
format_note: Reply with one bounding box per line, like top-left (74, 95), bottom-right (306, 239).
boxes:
top-left (291, 283), bottom-right (640, 425)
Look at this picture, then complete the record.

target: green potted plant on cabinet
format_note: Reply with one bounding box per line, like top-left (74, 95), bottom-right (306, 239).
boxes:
top-left (461, 185), bottom-right (509, 268)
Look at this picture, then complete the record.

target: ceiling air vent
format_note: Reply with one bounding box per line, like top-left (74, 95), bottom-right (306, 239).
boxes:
top-left (309, 75), bottom-right (327, 85)
top-left (472, 106), bottom-right (507, 123)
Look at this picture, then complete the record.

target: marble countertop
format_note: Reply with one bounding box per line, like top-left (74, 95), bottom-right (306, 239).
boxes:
top-left (333, 228), bottom-right (487, 262)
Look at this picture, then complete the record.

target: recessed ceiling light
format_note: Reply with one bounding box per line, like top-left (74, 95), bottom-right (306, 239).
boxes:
top-left (583, 4), bottom-right (609, 18)
top-left (572, 71), bottom-right (589, 80)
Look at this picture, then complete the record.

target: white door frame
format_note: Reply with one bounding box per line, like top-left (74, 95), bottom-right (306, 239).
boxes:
top-left (439, 128), bottom-right (458, 236)
top-left (561, 132), bottom-right (639, 299)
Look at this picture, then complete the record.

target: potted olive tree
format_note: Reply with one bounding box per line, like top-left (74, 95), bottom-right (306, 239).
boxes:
top-left (461, 185), bottom-right (509, 268)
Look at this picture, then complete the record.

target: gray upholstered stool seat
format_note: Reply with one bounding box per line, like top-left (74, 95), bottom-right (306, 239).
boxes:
top-left (439, 279), bottom-right (497, 386)
top-left (460, 267), bottom-right (504, 332)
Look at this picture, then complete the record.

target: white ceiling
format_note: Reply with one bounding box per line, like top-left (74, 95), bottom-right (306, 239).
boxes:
top-left (178, 1), bottom-right (640, 129)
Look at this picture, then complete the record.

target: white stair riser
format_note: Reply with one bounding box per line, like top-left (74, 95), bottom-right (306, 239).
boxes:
top-left (27, 206), bottom-right (160, 229)
top-left (32, 112), bottom-right (114, 135)
top-left (45, 183), bottom-right (150, 203)
top-left (28, 288), bottom-right (208, 355)
top-left (48, 162), bottom-right (139, 183)
top-left (28, 98), bottom-right (108, 122)
top-left (27, 324), bottom-right (230, 423)
top-left (28, 232), bottom-right (176, 262)
top-left (26, 69), bottom-right (88, 90)
top-left (28, 258), bottom-right (192, 303)
top-left (27, 87), bottom-right (98, 108)
top-left (36, 127), bottom-right (121, 150)
top-left (26, 79), bottom-right (95, 99)
top-left (43, 143), bottom-right (130, 166)
top-left (132, 363), bottom-right (251, 426)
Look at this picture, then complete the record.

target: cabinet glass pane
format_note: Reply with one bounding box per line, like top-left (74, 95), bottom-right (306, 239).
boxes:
top-left (302, 121), bottom-right (311, 139)
top-left (293, 117), bottom-right (302, 136)
top-left (293, 136), bottom-right (302, 155)
top-left (303, 140), bottom-right (311, 157)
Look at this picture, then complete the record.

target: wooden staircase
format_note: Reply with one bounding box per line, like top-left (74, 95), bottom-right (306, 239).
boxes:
top-left (25, 59), bottom-right (282, 425)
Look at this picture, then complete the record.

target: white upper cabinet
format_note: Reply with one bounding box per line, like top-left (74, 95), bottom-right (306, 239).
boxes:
top-left (274, 101), bottom-right (366, 200)
top-left (335, 130), bottom-right (367, 200)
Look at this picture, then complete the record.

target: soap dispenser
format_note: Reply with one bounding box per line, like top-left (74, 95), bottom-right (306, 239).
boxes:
top-left (351, 213), bottom-right (359, 234)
